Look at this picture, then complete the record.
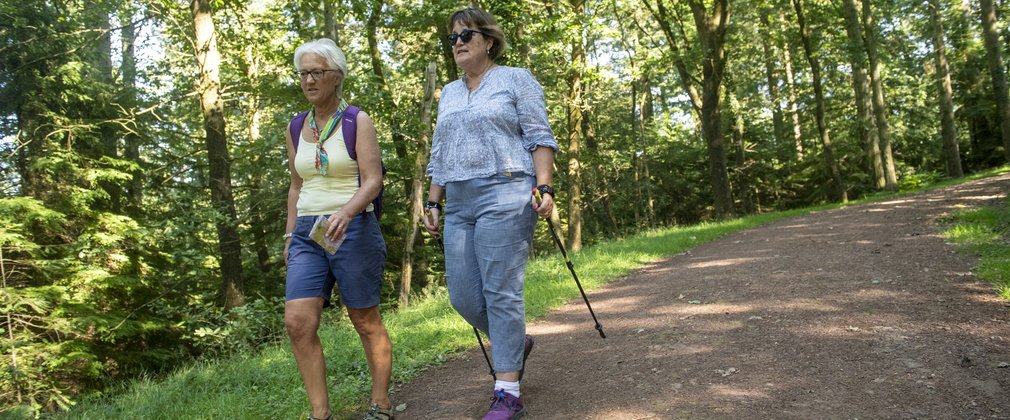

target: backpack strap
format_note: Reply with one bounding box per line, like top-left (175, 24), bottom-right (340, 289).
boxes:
top-left (289, 111), bottom-right (309, 151)
top-left (341, 106), bottom-right (360, 159)
top-left (339, 106), bottom-right (386, 220)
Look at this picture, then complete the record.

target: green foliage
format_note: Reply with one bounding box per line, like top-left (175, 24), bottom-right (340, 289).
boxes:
top-left (3, 0), bottom-right (1010, 416)
top-left (942, 200), bottom-right (1010, 299)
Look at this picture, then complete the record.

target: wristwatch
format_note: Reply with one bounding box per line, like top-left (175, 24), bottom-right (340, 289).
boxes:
top-left (282, 232), bottom-right (293, 240)
top-left (424, 201), bottom-right (443, 211)
top-left (536, 184), bottom-right (555, 199)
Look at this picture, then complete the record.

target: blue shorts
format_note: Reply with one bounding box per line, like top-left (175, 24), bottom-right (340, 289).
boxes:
top-left (285, 212), bottom-right (386, 309)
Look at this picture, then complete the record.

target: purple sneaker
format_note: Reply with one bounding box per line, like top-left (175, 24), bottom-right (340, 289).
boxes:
top-left (483, 389), bottom-right (526, 420)
top-left (518, 335), bottom-right (534, 381)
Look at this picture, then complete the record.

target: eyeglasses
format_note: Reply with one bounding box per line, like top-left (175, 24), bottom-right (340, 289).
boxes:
top-left (446, 29), bottom-right (488, 45)
top-left (295, 69), bottom-right (340, 81)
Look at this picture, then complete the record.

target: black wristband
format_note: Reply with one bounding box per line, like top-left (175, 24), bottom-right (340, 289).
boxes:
top-left (536, 184), bottom-right (555, 198)
top-left (424, 200), bottom-right (442, 211)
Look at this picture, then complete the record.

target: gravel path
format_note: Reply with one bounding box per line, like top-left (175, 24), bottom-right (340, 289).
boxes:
top-left (390, 174), bottom-right (1010, 419)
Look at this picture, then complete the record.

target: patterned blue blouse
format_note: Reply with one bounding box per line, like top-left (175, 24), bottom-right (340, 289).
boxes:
top-left (426, 66), bottom-right (559, 187)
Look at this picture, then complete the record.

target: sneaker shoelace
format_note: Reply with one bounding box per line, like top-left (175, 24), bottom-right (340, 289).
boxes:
top-left (489, 389), bottom-right (516, 411)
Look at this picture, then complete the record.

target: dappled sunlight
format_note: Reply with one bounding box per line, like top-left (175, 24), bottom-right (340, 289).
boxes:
top-left (643, 344), bottom-right (715, 358)
top-left (848, 288), bottom-right (917, 300)
top-left (694, 320), bottom-right (745, 332)
top-left (586, 407), bottom-right (660, 419)
top-left (674, 303), bottom-right (755, 316)
top-left (955, 194), bottom-right (1003, 201)
top-left (708, 384), bottom-right (771, 399)
top-left (876, 199), bottom-right (917, 206)
top-left (758, 298), bottom-right (843, 313)
top-left (533, 322), bottom-right (580, 335)
top-left (686, 257), bottom-right (767, 269)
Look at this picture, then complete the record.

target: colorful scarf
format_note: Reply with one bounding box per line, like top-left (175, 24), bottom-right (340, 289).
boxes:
top-left (307, 99), bottom-right (349, 177)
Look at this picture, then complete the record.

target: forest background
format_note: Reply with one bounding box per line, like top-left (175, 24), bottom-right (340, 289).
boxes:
top-left (3, 0), bottom-right (1010, 415)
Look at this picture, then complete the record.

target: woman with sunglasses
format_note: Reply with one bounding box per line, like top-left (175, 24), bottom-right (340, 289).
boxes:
top-left (422, 7), bottom-right (558, 420)
top-left (283, 38), bottom-right (394, 420)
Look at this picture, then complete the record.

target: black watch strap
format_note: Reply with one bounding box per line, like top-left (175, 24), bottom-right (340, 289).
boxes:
top-left (424, 200), bottom-right (442, 211)
top-left (536, 184), bottom-right (555, 198)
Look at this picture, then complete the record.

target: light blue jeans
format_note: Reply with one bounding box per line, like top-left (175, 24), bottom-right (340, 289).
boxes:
top-left (444, 173), bottom-right (536, 373)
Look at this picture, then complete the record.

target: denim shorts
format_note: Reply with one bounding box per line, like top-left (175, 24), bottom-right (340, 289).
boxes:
top-left (285, 212), bottom-right (386, 309)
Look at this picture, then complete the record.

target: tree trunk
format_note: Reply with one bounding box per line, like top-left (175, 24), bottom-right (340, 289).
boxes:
top-left (192, 0), bottom-right (245, 309)
top-left (792, 0), bottom-right (846, 202)
top-left (727, 88), bottom-right (755, 214)
top-left (647, 0), bottom-right (703, 118)
top-left (760, 8), bottom-right (786, 151)
top-left (638, 72), bottom-right (656, 224)
top-left (85, 3), bottom-right (121, 212)
top-left (323, 0), bottom-right (339, 42)
top-left (242, 44), bottom-right (271, 273)
top-left (436, 23), bottom-right (458, 82)
top-left (981, 0), bottom-right (1010, 162)
top-left (929, 0), bottom-right (964, 177)
top-left (366, 0), bottom-right (410, 194)
top-left (861, 0), bottom-right (897, 190)
top-left (689, 0), bottom-right (734, 218)
top-left (841, 0), bottom-right (884, 189)
top-left (400, 62), bottom-right (437, 308)
top-left (566, 0), bottom-right (585, 251)
top-left (780, 9), bottom-right (804, 161)
top-left (121, 7), bottom-right (142, 216)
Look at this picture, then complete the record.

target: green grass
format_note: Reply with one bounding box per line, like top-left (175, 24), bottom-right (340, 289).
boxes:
top-left (38, 168), bottom-right (1009, 420)
top-left (941, 201), bottom-right (1010, 301)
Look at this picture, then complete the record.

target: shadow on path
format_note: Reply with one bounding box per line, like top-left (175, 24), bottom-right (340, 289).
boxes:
top-left (392, 176), bottom-right (1010, 419)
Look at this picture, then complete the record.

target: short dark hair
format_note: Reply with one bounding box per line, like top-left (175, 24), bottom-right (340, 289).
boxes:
top-left (447, 7), bottom-right (508, 61)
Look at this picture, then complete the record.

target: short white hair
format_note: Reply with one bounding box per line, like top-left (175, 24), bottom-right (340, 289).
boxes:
top-left (293, 38), bottom-right (347, 75)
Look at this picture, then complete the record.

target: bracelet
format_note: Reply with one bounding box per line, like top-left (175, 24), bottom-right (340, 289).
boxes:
top-left (282, 232), bottom-right (293, 240)
top-left (424, 201), bottom-right (442, 211)
top-left (536, 184), bottom-right (555, 198)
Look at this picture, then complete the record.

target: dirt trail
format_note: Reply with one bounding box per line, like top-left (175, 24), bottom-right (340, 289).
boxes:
top-left (390, 175), bottom-right (1010, 419)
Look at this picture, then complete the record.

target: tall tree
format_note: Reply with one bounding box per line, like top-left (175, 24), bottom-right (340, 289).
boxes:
top-left (861, 0), bottom-right (897, 190)
top-left (191, 0), bottom-right (245, 309)
top-left (791, 0), bottom-right (846, 202)
top-left (365, 0), bottom-right (410, 193)
top-left (760, 7), bottom-right (786, 151)
top-left (566, 0), bottom-right (585, 251)
top-left (780, 8), bottom-right (804, 160)
top-left (929, 0), bottom-right (964, 177)
top-left (400, 62), bottom-right (437, 307)
top-left (980, 0), bottom-right (1010, 161)
top-left (323, 0), bottom-right (339, 42)
top-left (841, 0), bottom-right (885, 189)
top-left (646, 0), bottom-right (703, 119)
top-left (689, 0), bottom-right (733, 217)
top-left (120, 5), bottom-right (142, 216)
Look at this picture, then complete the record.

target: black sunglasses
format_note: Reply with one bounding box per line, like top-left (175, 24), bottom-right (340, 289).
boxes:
top-left (446, 29), bottom-right (488, 45)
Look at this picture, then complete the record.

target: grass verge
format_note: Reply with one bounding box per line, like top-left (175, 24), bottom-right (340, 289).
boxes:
top-left (941, 198), bottom-right (1010, 300)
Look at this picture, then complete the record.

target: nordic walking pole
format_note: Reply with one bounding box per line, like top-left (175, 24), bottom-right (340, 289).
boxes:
top-left (534, 190), bottom-right (606, 338)
top-left (426, 208), bottom-right (497, 378)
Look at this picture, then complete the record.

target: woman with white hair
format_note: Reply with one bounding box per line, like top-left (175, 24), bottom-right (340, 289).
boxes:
top-left (282, 38), bottom-right (394, 420)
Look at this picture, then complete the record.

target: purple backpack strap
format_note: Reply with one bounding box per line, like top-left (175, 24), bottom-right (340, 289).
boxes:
top-left (339, 105), bottom-right (386, 220)
top-left (341, 106), bottom-right (360, 159)
top-left (289, 111), bottom-right (309, 151)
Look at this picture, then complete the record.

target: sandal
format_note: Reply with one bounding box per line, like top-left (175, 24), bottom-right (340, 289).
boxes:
top-left (362, 402), bottom-right (395, 420)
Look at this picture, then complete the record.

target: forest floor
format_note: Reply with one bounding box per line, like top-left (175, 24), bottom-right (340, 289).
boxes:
top-left (389, 174), bottom-right (1010, 419)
